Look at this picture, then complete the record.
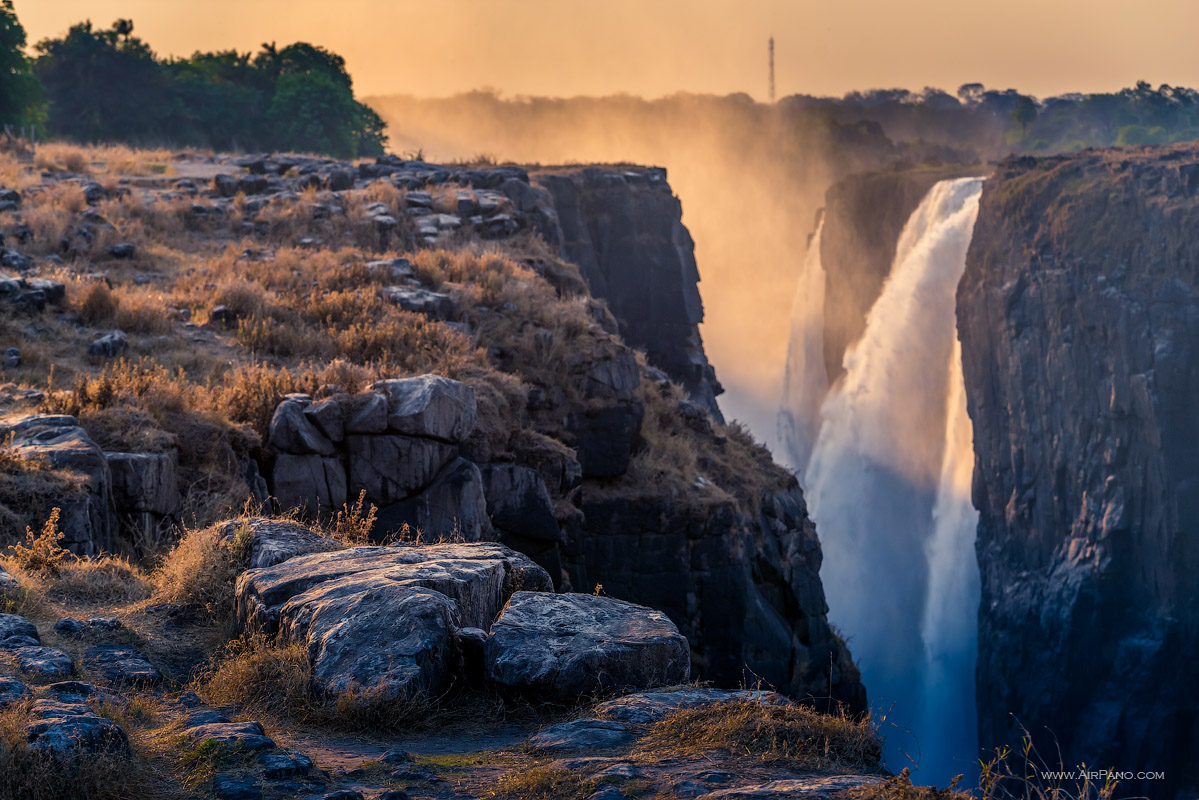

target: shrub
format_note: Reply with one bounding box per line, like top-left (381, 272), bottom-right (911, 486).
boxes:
top-left (10, 508), bottom-right (70, 575)
top-left (325, 490), bottom-right (377, 545)
top-left (153, 522), bottom-right (251, 623)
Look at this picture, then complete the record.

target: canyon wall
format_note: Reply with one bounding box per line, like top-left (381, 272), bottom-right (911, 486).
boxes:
top-left (959, 149), bottom-right (1199, 798)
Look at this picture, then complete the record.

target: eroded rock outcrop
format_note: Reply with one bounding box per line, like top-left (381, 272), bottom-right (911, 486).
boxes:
top-left (266, 375), bottom-right (492, 540)
top-left (570, 488), bottom-right (865, 712)
top-left (959, 148), bottom-right (1199, 798)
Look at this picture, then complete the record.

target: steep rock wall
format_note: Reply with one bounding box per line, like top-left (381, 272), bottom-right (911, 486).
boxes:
top-left (537, 168), bottom-right (724, 419)
top-left (958, 149), bottom-right (1199, 798)
top-left (570, 486), bottom-right (866, 712)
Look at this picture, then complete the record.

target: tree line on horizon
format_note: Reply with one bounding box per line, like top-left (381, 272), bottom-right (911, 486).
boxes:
top-left (6, 0), bottom-right (1199, 161)
top-left (0, 1), bottom-right (386, 158)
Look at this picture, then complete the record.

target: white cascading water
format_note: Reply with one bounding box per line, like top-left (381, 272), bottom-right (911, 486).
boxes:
top-left (802, 177), bottom-right (983, 784)
top-left (777, 219), bottom-right (828, 477)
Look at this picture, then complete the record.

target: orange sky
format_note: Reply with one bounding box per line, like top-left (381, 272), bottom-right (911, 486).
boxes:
top-left (13, 0), bottom-right (1199, 100)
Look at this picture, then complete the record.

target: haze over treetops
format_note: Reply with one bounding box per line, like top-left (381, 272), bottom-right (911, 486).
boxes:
top-left (13, 0), bottom-right (1199, 100)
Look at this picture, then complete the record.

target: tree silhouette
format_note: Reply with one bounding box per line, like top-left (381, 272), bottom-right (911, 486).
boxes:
top-left (0, 0), bottom-right (41, 128)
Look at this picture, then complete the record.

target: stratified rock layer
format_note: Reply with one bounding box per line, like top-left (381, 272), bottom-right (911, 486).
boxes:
top-left (959, 148), bottom-right (1199, 798)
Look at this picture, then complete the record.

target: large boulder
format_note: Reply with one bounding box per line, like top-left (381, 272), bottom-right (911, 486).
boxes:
top-left (375, 457), bottom-right (491, 541)
top-left (0, 414), bottom-right (115, 555)
top-left (345, 434), bottom-right (457, 506)
top-left (235, 542), bottom-right (552, 700)
top-left (485, 592), bottom-right (690, 701)
top-left (371, 375), bottom-right (477, 443)
top-left (106, 450), bottom-right (180, 515)
top-left (272, 454), bottom-right (347, 515)
top-left (285, 582), bottom-right (458, 701)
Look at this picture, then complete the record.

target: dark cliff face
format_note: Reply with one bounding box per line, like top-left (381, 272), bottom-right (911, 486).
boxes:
top-left (530, 166), bottom-right (864, 712)
top-left (819, 165), bottom-right (984, 382)
top-left (538, 168), bottom-right (724, 420)
top-left (958, 149), bottom-right (1199, 798)
top-left (569, 486), bottom-right (865, 712)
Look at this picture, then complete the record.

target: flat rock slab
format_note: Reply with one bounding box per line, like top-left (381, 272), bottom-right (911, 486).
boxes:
top-left (16, 645), bottom-right (75, 680)
top-left (84, 645), bottom-right (163, 686)
top-left (238, 541), bottom-right (552, 633)
top-left (185, 721), bottom-right (276, 752)
top-left (26, 700), bottom-right (130, 755)
top-left (527, 718), bottom-right (636, 752)
top-left (594, 689), bottom-right (789, 725)
top-left (697, 776), bottom-right (886, 799)
top-left (485, 592), bottom-right (690, 702)
top-left (217, 518), bottom-right (339, 569)
top-left (236, 541), bottom-right (551, 702)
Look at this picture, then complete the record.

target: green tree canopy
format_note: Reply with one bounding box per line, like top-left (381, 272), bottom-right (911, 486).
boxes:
top-left (0, 0), bottom-right (41, 128)
top-left (29, 19), bottom-right (387, 156)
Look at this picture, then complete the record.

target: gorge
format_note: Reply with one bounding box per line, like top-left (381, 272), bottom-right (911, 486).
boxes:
top-left (783, 149), bottom-right (1199, 797)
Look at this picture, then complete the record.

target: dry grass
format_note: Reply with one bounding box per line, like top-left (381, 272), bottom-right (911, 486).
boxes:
top-left (193, 634), bottom-right (432, 732)
top-left (486, 767), bottom-right (602, 800)
top-left (33, 143), bottom-right (178, 177)
top-left (0, 703), bottom-right (150, 800)
top-left (324, 490), bottom-right (378, 545)
top-left (636, 698), bottom-right (883, 774)
top-left (0, 446), bottom-right (88, 547)
top-left (151, 521), bottom-right (251, 623)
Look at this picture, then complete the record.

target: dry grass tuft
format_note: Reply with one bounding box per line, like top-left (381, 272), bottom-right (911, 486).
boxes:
top-left (637, 698), bottom-right (883, 774)
top-left (35, 556), bottom-right (152, 606)
top-left (194, 635), bottom-right (431, 732)
top-left (323, 490), bottom-right (378, 545)
top-left (486, 767), bottom-right (600, 800)
top-left (152, 521), bottom-right (251, 623)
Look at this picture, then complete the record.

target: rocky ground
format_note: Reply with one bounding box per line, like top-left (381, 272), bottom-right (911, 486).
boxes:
top-left (0, 519), bottom-right (899, 800)
top-left (0, 144), bottom-right (933, 799)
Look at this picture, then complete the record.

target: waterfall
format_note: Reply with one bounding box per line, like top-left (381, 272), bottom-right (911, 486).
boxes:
top-left (803, 177), bottom-right (983, 784)
top-left (778, 219), bottom-right (828, 476)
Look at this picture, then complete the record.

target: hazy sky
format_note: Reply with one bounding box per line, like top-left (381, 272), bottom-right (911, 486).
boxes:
top-left (14, 0), bottom-right (1199, 100)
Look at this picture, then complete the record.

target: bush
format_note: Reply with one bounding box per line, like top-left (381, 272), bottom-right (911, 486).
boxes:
top-left (10, 508), bottom-right (69, 575)
top-left (152, 522), bottom-right (251, 623)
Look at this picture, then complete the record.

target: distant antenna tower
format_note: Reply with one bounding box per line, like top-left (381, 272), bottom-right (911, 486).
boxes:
top-left (768, 37), bottom-right (776, 102)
